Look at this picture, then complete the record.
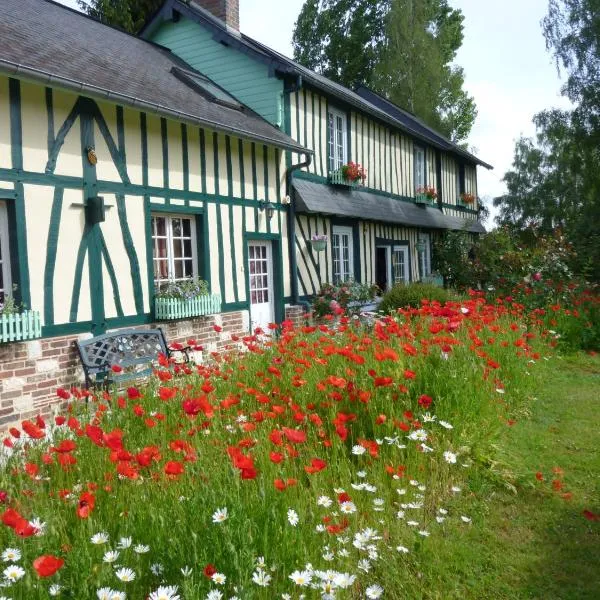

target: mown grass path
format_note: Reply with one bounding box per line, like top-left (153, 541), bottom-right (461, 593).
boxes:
top-left (415, 354), bottom-right (600, 600)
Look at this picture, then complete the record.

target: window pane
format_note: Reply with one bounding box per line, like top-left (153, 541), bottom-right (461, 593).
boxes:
top-left (183, 259), bottom-right (193, 277)
top-left (173, 239), bottom-right (183, 259)
top-left (174, 260), bottom-right (183, 278)
top-left (172, 218), bottom-right (182, 237)
top-left (182, 218), bottom-right (191, 237)
top-left (183, 239), bottom-right (192, 258)
top-left (154, 217), bottom-right (166, 236)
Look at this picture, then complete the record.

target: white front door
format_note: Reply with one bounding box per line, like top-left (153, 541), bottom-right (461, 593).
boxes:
top-left (392, 245), bottom-right (410, 284)
top-left (248, 241), bottom-right (274, 332)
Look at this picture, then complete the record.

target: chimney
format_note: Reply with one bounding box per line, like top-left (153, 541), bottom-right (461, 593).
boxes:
top-left (196, 0), bottom-right (239, 30)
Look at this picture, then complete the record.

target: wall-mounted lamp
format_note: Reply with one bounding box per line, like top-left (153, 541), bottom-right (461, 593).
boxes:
top-left (260, 200), bottom-right (275, 221)
top-left (416, 235), bottom-right (427, 253)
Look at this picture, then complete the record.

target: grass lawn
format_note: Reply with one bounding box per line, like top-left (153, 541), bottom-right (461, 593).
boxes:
top-left (418, 353), bottom-right (600, 600)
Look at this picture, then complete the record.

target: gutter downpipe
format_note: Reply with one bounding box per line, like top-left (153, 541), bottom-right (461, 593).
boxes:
top-left (286, 153), bottom-right (312, 316)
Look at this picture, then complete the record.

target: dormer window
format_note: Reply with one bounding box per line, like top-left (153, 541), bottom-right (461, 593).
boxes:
top-left (328, 108), bottom-right (347, 172)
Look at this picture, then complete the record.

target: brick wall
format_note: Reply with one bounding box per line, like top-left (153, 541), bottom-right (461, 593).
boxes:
top-left (0, 310), bottom-right (249, 430)
top-left (284, 305), bottom-right (307, 329)
top-left (197, 0), bottom-right (239, 30)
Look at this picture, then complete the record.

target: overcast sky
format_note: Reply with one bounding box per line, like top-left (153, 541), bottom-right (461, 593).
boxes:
top-left (58, 0), bottom-right (570, 219)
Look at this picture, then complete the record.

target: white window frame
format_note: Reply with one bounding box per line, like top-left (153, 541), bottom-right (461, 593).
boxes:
top-left (418, 233), bottom-right (432, 279)
top-left (414, 145), bottom-right (426, 191)
top-left (151, 213), bottom-right (198, 286)
top-left (0, 201), bottom-right (12, 303)
top-left (331, 225), bottom-right (354, 284)
top-left (328, 107), bottom-right (348, 173)
top-left (392, 245), bottom-right (410, 284)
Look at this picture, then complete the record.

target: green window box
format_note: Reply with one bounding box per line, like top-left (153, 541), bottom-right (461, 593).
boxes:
top-left (155, 294), bottom-right (222, 320)
top-left (0, 310), bottom-right (42, 343)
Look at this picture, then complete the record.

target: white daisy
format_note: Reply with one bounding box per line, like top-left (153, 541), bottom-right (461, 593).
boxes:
top-left (317, 495), bottom-right (333, 507)
top-left (287, 509), bottom-right (299, 526)
top-left (180, 565), bottom-right (192, 577)
top-left (357, 559), bottom-right (371, 572)
top-left (365, 583), bottom-right (384, 598)
top-left (212, 507), bottom-right (228, 524)
top-left (333, 573), bottom-right (356, 588)
top-left (356, 470), bottom-right (367, 478)
top-left (206, 591), bottom-right (223, 600)
top-left (150, 563), bottom-right (164, 576)
top-left (438, 508), bottom-right (448, 515)
top-left (149, 585), bottom-right (180, 600)
top-left (315, 524), bottom-right (326, 532)
top-left (1, 548), bottom-right (21, 562)
top-left (396, 545), bottom-right (410, 553)
top-left (418, 530), bottom-right (430, 537)
top-left (252, 569), bottom-right (272, 587)
top-left (339, 501), bottom-right (357, 514)
top-left (352, 445), bottom-right (366, 455)
top-left (443, 451), bottom-right (457, 464)
top-left (289, 570), bottom-right (312, 586)
top-left (133, 544), bottom-right (150, 554)
top-left (439, 420), bottom-right (453, 429)
top-left (97, 589), bottom-right (125, 600)
top-left (436, 516), bottom-right (446, 523)
top-left (49, 583), bottom-right (63, 596)
top-left (3, 564), bottom-right (25, 582)
top-left (451, 486), bottom-right (462, 493)
top-left (461, 516), bottom-right (472, 523)
top-left (115, 567), bottom-right (136, 582)
top-left (117, 537), bottom-right (132, 549)
top-left (91, 532), bottom-right (110, 545)
top-left (103, 550), bottom-right (120, 563)
top-left (211, 573), bottom-right (226, 585)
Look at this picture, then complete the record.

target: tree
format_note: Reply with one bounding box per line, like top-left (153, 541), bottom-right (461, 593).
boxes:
top-left (77, 0), bottom-right (162, 33)
top-left (292, 0), bottom-right (477, 142)
top-left (494, 0), bottom-right (600, 281)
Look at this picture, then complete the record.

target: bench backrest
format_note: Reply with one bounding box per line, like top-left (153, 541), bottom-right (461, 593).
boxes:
top-left (76, 328), bottom-right (169, 387)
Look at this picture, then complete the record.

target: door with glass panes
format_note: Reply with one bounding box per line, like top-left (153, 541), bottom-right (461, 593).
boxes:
top-left (248, 240), bottom-right (274, 332)
top-left (392, 245), bottom-right (410, 285)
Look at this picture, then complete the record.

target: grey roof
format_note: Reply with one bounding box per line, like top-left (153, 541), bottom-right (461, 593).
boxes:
top-left (0, 0), bottom-right (310, 155)
top-left (146, 0), bottom-right (491, 169)
top-left (292, 178), bottom-right (486, 234)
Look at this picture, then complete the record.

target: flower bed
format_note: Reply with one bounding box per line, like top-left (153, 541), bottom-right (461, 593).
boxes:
top-left (0, 297), bottom-right (554, 598)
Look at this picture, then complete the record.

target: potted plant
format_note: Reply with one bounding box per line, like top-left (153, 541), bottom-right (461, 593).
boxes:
top-left (459, 192), bottom-right (476, 206)
top-left (415, 186), bottom-right (438, 205)
top-left (0, 289), bottom-right (42, 343)
top-left (154, 278), bottom-right (221, 320)
top-left (310, 234), bottom-right (328, 252)
top-left (329, 161), bottom-right (367, 188)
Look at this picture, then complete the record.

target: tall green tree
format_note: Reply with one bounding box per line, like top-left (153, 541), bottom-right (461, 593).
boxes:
top-left (77, 0), bottom-right (162, 33)
top-left (495, 0), bottom-right (600, 281)
top-left (292, 0), bottom-right (477, 142)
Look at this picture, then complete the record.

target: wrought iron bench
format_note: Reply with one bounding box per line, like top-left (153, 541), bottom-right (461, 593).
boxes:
top-left (75, 328), bottom-right (175, 389)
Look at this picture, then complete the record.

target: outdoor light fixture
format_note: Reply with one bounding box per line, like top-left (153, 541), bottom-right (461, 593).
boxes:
top-left (260, 200), bottom-right (275, 221)
top-left (416, 235), bottom-right (427, 253)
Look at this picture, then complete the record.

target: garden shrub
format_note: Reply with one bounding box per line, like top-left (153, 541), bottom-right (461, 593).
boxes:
top-left (312, 280), bottom-right (378, 318)
top-left (378, 282), bottom-right (450, 313)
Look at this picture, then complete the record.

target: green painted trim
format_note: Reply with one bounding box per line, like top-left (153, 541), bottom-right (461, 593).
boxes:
top-left (243, 232), bottom-right (281, 241)
top-left (238, 139), bottom-right (246, 200)
top-left (225, 135), bottom-right (233, 198)
top-left (10, 79), bottom-right (31, 309)
top-left (181, 123), bottom-right (189, 192)
top-left (148, 203), bottom-right (205, 214)
top-left (311, 92), bottom-right (316, 174)
top-left (284, 92), bottom-right (292, 170)
top-left (45, 97), bottom-right (82, 174)
top-left (144, 195), bottom-right (155, 319)
top-left (80, 100), bottom-right (104, 333)
top-left (296, 91), bottom-right (301, 160)
top-left (263, 145), bottom-right (270, 234)
top-left (161, 118), bottom-right (169, 189)
top-left (69, 225), bottom-right (89, 322)
top-left (346, 109), bottom-right (352, 163)
top-left (99, 229), bottom-right (124, 317)
top-left (42, 186), bottom-right (63, 326)
top-left (116, 106), bottom-right (126, 161)
top-left (45, 87), bottom-right (55, 159)
top-left (193, 213), bottom-right (207, 282)
top-left (221, 301), bottom-right (250, 312)
top-left (140, 113), bottom-right (149, 188)
top-left (116, 194), bottom-right (144, 314)
top-left (325, 97), bottom-right (330, 173)
top-left (0, 168), bottom-right (290, 210)
top-left (441, 202), bottom-right (478, 215)
top-left (241, 198), bottom-right (249, 304)
top-left (229, 204), bottom-right (239, 303)
top-left (213, 132), bottom-right (220, 196)
top-left (92, 103), bottom-right (130, 184)
top-left (294, 217), bottom-right (318, 293)
top-left (199, 128), bottom-right (207, 195)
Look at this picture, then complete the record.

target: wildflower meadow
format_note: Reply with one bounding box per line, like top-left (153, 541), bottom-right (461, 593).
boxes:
top-left (0, 290), bottom-right (596, 599)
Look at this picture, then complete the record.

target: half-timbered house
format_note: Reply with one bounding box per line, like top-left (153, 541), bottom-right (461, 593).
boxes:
top-left (144, 0), bottom-right (492, 299)
top-left (0, 0), bottom-right (310, 426)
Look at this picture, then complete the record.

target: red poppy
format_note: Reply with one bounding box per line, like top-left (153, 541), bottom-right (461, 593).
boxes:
top-left (418, 395), bottom-right (433, 409)
top-left (33, 555), bottom-right (64, 577)
top-left (56, 388), bottom-right (71, 400)
top-left (21, 420), bottom-right (45, 439)
top-left (269, 452), bottom-right (284, 464)
top-left (204, 564), bottom-right (217, 578)
top-left (305, 458), bottom-right (327, 474)
top-left (583, 510), bottom-right (599, 521)
top-left (282, 427), bottom-right (306, 444)
top-left (77, 491), bottom-right (95, 519)
top-left (164, 461), bottom-right (184, 477)
top-left (127, 387), bottom-right (142, 400)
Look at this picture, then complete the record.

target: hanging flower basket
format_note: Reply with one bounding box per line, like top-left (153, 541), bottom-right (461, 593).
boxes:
top-left (310, 235), bottom-right (328, 252)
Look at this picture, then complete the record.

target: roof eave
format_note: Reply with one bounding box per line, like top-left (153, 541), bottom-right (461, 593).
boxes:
top-left (0, 59), bottom-right (311, 156)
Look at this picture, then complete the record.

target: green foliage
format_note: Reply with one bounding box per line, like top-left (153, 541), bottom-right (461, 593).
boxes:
top-left (312, 279), bottom-right (378, 317)
top-left (77, 0), bottom-right (162, 33)
top-left (378, 282), bottom-right (449, 312)
top-left (495, 0), bottom-right (600, 282)
top-left (154, 278), bottom-right (210, 300)
top-left (292, 0), bottom-right (476, 143)
top-left (0, 285), bottom-right (23, 315)
top-left (432, 230), bottom-right (475, 290)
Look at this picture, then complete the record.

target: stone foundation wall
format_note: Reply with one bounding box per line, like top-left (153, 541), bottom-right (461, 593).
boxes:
top-left (0, 310), bottom-right (250, 429)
